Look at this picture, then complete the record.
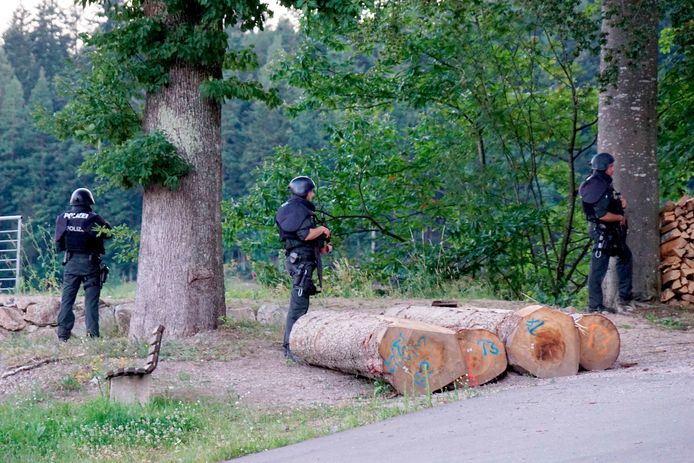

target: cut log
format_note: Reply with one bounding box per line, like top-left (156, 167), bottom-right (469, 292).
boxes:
top-left (681, 294), bottom-right (694, 303)
top-left (661, 288), bottom-right (676, 302)
top-left (289, 311), bottom-right (468, 395)
top-left (384, 305), bottom-right (580, 378)
top-left (661, 201), bottom-right (676, 213)
top-left (453, 329), bottom-right (508, 387)
top-left (671, 279), bottom-right (683, 291)
top-left (674, 284), bottom-right (688, 295)
top-left (662, 269), bottom-right (681, 285)
top-left (572, 314), bottom-right (620, 371)
top-left (675, 195), bottom-right (691, 208)
top-left (674, 206), bottom-right (685, 217)
top-left (661, 211), bottom-right (676, 224)
top-left (660, 228), bottom-right (682, 244)
top-left (689, 281), bottom-right (694, 294)
top-left (660, 221), bottom-right (679, 234)
top-left (660, 237), bottom-right (687, 258)
top-left (663, 255), bottom-right (682, 267)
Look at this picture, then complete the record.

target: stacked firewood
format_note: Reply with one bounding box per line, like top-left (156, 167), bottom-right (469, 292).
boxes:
top-left (660, 195), bottom-right (694, 306)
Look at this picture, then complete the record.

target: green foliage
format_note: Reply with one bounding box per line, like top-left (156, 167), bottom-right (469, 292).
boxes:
top-left (95, 224), bottom-right (140, 264)
top-left (20, 221), bottom-right (61, 293)
top-left (645, 312), bottom-right (686, 330)
top-left (658, 1), bottom-right (694, 199)
top-left (81, 131), bottom-right (190, 191)
top-left (230, 0), bottom-right (603, 301)
top-left (0, 393), bottom-right (435, 463)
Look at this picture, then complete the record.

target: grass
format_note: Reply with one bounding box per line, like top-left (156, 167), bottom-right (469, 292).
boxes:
top-left (0, 391), bottom-right (455, 463)
top-left (645, 312), bottom-right (687, 330)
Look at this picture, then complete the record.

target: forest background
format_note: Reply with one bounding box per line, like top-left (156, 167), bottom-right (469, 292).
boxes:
top-left (0, 0), bottom-right (692, 306)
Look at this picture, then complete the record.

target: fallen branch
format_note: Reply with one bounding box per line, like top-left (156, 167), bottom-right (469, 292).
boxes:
top-left (1, 354), bottom-right (83, 379)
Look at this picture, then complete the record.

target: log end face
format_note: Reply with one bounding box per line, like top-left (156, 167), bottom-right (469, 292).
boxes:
top-left (506, 306), bottom-right (580, 378)
top-left (455, 329), bottom-right (508, 387)
top-left (379, 323), bottom-right (465, 396)
top-left (576, 314), bottom-right (621, 371)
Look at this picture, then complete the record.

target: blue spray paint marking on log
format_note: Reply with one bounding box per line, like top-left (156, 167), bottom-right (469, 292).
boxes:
top-left (526, 319), bottom-right (545, 336)
top-left (383, 333), bottom-right (430, 381)
top-left (476, 339), bottom-right (499, 356)
top-left (414, 360), bottom-right (431, 387)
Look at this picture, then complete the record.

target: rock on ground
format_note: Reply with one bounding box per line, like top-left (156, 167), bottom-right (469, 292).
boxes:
top-left (257, 304), bottom-right (288, 325)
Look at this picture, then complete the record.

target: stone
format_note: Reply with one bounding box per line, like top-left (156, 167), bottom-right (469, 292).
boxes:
top-left (256, 303), bottom-right (288, 325)
top-left (226, 306), bottom-right (256, 322)
top-left (23, 298), bottom-right (61, 326)
top-left (0, 306), bottom-right (27, 331)
top-left (109, 374), bottom-right (153, 404)
top-left (114, 303), bottom-right (134, 335)
top-left (28, 326), bottom-right (56, 339)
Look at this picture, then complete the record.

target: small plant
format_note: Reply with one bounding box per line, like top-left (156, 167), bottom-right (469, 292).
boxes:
top-left (60, 375), bottom-right (83, 392)
top-left (645, 313), bottom-right (687, 330)
top-left (372, 379), bottom-right (394, 398)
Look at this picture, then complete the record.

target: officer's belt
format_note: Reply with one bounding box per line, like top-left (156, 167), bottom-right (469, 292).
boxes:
top-left (285, 247), bottom-right (315, 259)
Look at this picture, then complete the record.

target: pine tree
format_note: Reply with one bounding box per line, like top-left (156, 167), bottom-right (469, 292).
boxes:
top-left (2, 6), bottom-right (38, 100)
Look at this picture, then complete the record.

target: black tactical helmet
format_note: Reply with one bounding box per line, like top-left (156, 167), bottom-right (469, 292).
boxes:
top-left (288, 176), bottom-right (315, 198)
top-left (591, 152), bottom-right (615, 171)
top-left (69, 188), bottom-right (95, 206)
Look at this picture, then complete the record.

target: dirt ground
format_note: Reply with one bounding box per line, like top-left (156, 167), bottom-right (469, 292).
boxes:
top-left (1, 298), bottom-right (693, 409)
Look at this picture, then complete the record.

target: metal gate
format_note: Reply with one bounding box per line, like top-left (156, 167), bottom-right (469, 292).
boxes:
top-left (0, 215), bottom-right (22, 293)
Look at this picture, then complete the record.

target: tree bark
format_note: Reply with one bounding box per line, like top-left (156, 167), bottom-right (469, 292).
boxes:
top-left (289, 310), bottom-right (504, 394)
top-left (384, 305), bottom-right (580, 378)
top-left (598, 0), bottom-right (660, 303)
top-left (129, 2), bottom-right (225, 338)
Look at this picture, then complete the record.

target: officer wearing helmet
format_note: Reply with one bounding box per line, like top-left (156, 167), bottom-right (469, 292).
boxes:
top-left (579, 153), bottom-right (633, 313)
top-left (54, 188), bottom-right (111, 341)
top-left (275, 176), bottom-right (332, 360)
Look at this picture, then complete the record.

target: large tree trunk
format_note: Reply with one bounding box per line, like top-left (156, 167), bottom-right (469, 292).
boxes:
top-left (384, 305), bottom-right (580, 378)
top-left (289, 311), bottom-right (506, 394)
top-left (598, 0), bottom-right (660, 303)
top-left (129, 3), bottom-right (225, 338)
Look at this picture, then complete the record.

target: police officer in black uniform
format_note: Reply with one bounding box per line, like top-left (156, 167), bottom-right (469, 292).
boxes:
top-left (579, 153), bottom-right (633, 313)
top-left (275, 176), bottom-right (332, 360)
top-left (54, 188), bottom-right (111, 341)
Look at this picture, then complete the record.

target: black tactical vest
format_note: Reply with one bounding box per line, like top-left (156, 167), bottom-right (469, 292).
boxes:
top-left (55, 207), bottom-right (106, 254)
top-left (579, 171), bottom-right (618, 223)
top-left (275, 196), bottom-right (315, 250)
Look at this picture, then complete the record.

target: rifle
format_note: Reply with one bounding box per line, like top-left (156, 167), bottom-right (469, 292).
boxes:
top-left (613, 191), bottom-right (628, 253)
top-left (313, 208), bottom-right (332, 289)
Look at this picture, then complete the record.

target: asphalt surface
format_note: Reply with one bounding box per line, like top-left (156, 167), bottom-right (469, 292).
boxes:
top-left (230, 371), bottom-right (694, 463)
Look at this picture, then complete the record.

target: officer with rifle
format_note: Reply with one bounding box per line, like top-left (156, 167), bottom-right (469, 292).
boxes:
top-left (275, 176), bottom-right (332, 361)
top-left (54, 188), bottom-right (111, 341)
top-left (579, 153), bottom-right (633, 313)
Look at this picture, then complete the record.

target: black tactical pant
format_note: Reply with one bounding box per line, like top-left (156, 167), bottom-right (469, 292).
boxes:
top-left (283, 253), bottom-right (317, 353)
top-left (588, 240), bottom-right (633, 310)
top-left (57, 254), bottom-right (101, 340)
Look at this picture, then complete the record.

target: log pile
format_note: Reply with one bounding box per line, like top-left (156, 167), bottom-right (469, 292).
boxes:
top-left (289, 311), bottom-right (507, 395)
top-left (384, 305), bottom-right (581, 378)
top-left (291, 304), bottom-right (621, 395)
top-left (660, 195), bottom-right (694, 306)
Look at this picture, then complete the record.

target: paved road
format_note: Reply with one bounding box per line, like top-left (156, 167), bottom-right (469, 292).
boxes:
top-left (231, 371), bottom-right (694, 462)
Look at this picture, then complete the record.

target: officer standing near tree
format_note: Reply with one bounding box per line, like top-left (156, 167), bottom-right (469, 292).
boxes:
top-left (275, 176), bottom-right (332, 361)
top-left (54, 188), bottom-right (111, 341)
top-left (579, 153), bottom-right (634, 313)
